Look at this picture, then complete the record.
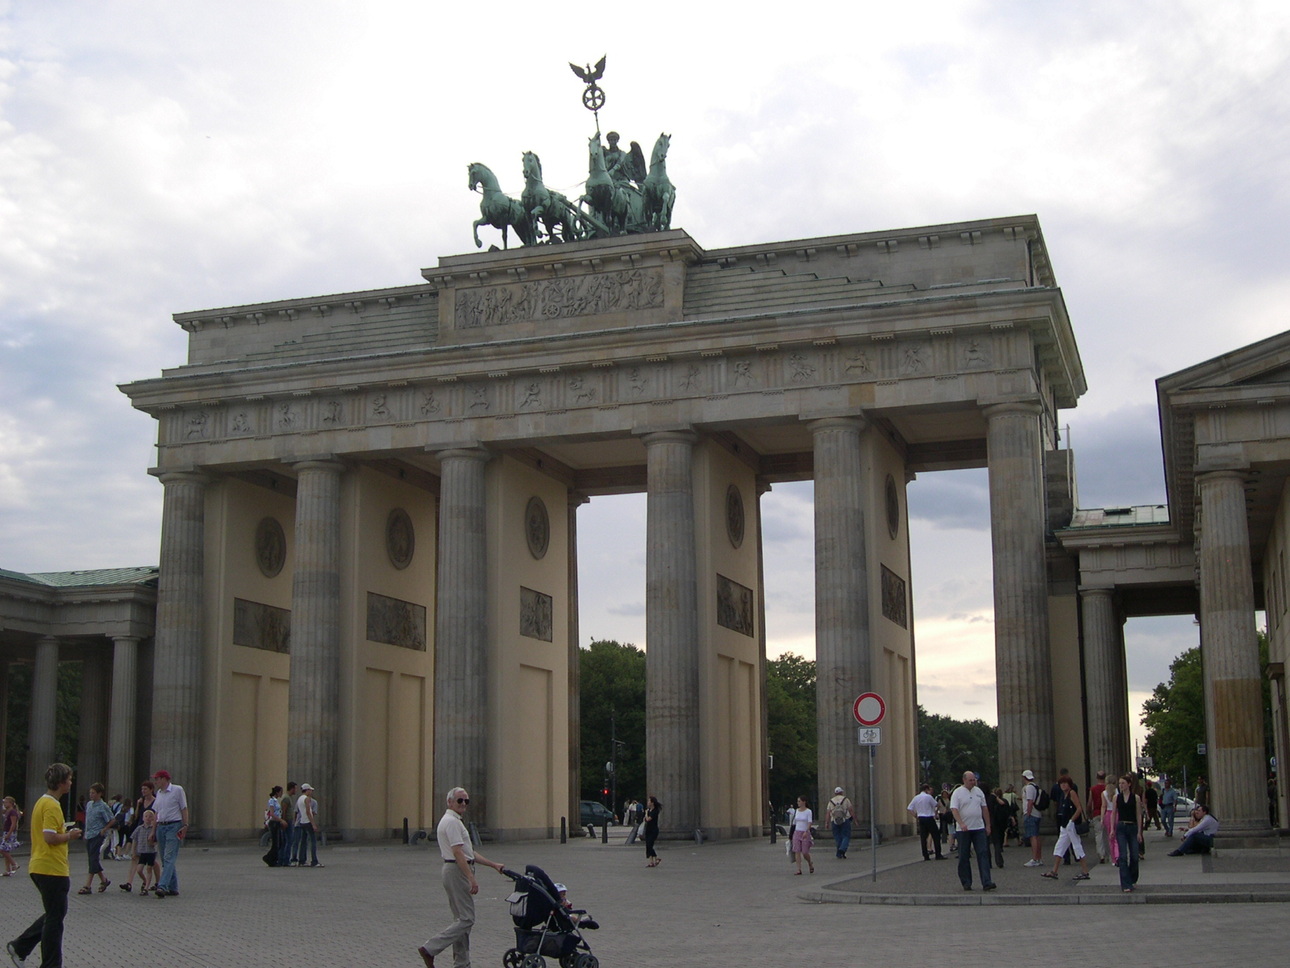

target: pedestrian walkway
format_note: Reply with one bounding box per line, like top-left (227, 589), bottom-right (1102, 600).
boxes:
top-left (2, 824), bottom-right (1286, 967)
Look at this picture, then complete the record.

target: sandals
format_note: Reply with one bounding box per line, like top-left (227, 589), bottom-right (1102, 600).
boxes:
top-left (1040, 871), bottom-right (1058, 879)
top-left (77, 887), bottom-right (92, 895)
top-left (120, 883), bottom-right (132, 892)
top-left (98, 880), bottom-right (111, 892)
top-left (1073, 872), bottom-right (1090, 881)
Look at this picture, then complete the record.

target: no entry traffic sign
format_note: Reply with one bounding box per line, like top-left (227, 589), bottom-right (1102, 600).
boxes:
top-left (852, 692), bottom-right (885, 726)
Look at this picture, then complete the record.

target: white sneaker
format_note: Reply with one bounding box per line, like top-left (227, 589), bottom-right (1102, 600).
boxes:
top-left (1023, 859), bottom-right (1042, 867)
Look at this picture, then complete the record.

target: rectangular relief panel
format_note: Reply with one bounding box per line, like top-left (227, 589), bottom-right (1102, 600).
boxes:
top-left (366, 592), bottom-right (427, 650)
top-left (520, 586), bottom-right (554, 642)
top-left (716, 574), bottom-right (755, 637)
top-left (233, 598), bottom-right (291, 653)
top-left (880, 565), bottom-right (908, 629)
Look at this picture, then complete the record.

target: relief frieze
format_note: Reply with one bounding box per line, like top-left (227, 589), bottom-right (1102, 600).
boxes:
top-left (454, 267), bottom-right (664, 329)
top-left (233, 598), bottom-right (291, 653)
top-left (366, 591), bottom-right (427, 650)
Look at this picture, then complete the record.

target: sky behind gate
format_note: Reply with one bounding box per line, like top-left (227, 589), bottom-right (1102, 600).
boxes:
top-left (3, 1), bottom-right (1289, 766)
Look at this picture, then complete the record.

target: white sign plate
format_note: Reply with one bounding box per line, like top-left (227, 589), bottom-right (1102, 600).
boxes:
top-left (857, 726), bottom-right (881, 746)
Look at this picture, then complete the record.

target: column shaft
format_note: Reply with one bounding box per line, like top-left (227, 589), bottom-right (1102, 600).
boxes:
top-left (1197, 469), bottom-right (1270, 834)
top-left (151, 471), bottom-right (207, 781)
top-left (108, 636), bottom-right (141, 796)
top-left (567, 491), bottom-right (588, 828)
top-left (433, 448), bottom-right (491, 822)
top-left (287, 459), bottom-right (345, 808)
top-left (78, 654), bottom-right (109, 788)
top-left (812, 417), bottom-right (870, 823)
top-left (985, 402), bottom-right (1054, 786)
top-left (1081, 587), bottom-right (1128, 778)
top-left (27, 635), bottom-right (60, 812)
top-left (643, 431), bottom-right (700, 835)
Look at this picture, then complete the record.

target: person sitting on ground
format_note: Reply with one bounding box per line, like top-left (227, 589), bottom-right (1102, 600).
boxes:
top-left (1168, 803), bottom-right (1219, 855)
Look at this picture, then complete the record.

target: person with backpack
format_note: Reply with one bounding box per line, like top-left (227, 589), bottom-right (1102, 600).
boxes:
top-left (826, 786), bottom-right (855, 859)
top-left (1021, 769), bottom-right (1048, 867)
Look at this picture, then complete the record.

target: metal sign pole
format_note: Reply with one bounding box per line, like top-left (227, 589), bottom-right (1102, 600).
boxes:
top-left (869, 744), bottom-right (877, 883)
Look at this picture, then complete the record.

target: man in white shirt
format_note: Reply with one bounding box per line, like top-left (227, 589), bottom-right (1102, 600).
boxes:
top-left (1168, 804), bottom-right (1220, 855)
top-left (151, 769), bottom-right (188, 898)
top-left (1021, 769), bottom-right (1044, 867)
top-left (907, 783), bottom-right (944, 860)
top-left (950, 771), bottom-right (995, 891)
top-left (418, 787), bottom-right (506, 968)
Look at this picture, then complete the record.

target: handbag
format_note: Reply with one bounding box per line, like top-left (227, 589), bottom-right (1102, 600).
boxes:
top-left (1075, 818), bottom-right (1090, 836)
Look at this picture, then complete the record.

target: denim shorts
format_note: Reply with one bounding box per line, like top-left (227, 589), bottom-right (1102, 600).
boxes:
top-left (1023, 815), bottom-right (1041, 838)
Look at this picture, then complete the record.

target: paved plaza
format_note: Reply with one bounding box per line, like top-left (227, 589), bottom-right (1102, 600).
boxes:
top-left (3, 826), bottom-right (1286, 967)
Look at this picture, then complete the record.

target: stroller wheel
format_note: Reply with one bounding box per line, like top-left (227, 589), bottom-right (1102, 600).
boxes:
top-left (574, 955), bottom-right (599, 968)
top-left (503, 951), bottom-right (525, 968)
top-left (521, 956), bottom-right (546, 968)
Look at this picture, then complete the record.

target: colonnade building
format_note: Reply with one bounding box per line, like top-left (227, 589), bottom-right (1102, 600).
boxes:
top-left (1, 216), bottom-right (1281, 841)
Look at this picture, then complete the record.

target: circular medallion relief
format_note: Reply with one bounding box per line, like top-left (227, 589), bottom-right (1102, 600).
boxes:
top-left (255, 517), bottom-right (286, 578)
top-left (386, 508), bottom-right (415, 569)
top-left (885, 474), bottom-right (900, 540)
top-left (525, 496), bottom-right (550, 560)
top-left (726, 484), bottom-right (745, 549)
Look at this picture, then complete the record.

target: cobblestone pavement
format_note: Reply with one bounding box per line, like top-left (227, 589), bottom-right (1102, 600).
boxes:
top-left (2, 825), bottom-right (1285, 967)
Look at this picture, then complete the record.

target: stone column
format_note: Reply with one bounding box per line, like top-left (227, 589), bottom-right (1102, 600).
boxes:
top-left (0, 660), bottom-right (8, 798)
top-left (755, 479), bottom-right (771, 832)
top-left (287, 458), bottom-right (345, 808)
top-left (567, 490), bottom-right (589, 829)
top-left (78, 653), bottom-right (109, 788)
top-left (26, 635), bottom-right (60, 812)
top-left (811, 417), bottom-right (870, 824)
top-left (984, 401), bottom-right (1054, 787)
top-left (1197, 469), bottom-right (1271, 834)
top-left (151, 470), bottom-right (208, 781)
top-left (433, 448), bottom-right (491, 822)
top-left (642, 430), bottom-right (700, 836)
top-left (108, 635), bottom-right (141, 796)
top-left (1081, 587), bottom-right (1128, 778)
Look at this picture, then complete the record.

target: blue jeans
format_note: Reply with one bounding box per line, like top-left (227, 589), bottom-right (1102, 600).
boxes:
top-left (155, 821), bottom-right (182, 894)
top-left (295, 825), bottom-right (318, 865)
top-left (1162, 801), bottom-right (1176, 836)
top-left (1178, 832), bottom-right (1213, 854)
top-left (1116, 822), bottom-right (1140, 889)
top-left (278, 823), bottom-right (297, 866)
top-left (957, 827), bottom-right (993, 888)
top-left (832, 820), bottom-right (852, 857)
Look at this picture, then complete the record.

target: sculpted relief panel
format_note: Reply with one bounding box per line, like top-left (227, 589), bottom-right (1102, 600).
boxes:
top-left (455, 268), bottom-right (664, 329)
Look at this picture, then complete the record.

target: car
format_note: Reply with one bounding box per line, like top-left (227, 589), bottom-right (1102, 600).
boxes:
top-left (1171, 795), bottom-right (1196, 820)
top-left (579, 800), bottom-right (616, 827)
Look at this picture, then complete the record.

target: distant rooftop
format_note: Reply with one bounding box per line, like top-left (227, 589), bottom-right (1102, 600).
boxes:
top-left (0, 566), bottom-right (159, 588)
top-left (1064, 505), bottom-right (1171, 529)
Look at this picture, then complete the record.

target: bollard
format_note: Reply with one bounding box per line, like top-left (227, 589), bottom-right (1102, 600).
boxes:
top-left (601, 822), bottom-right (609, 844)
top-left (402, 817), bottom-right (409, 845)
top-left (560, 816), bottom-right (567, 844)
top-left (694, 828), bottom-right (704, 846)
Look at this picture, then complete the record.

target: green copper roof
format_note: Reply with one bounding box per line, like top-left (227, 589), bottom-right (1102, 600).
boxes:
top-left (1, 566), bottom-right (159, 588)
top-left (1065, 505), bottom-right (1171, 529)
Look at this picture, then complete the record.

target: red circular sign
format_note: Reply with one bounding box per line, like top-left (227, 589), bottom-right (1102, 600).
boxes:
top-left (852, 692), bottom-right (885, 726)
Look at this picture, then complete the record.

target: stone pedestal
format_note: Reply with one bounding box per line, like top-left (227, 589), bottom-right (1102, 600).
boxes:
top-left (433, 448), bottom-right (491, 821)
top-left (27, 635), bottom-right (60, 812)
top-left (108, 635), bottom-right (141, 796)
top-left (984, 402), bottom-right (1054, 786)
top-left (811, 417), bottom-right (870, 822)
top-left (151, 470), bottom-right (208, 781)
top-left (1197, 469), bottom-right (1271, 834)
top-left (642, 430), bottom-right (700, 836)
top-left (287, 458), bottom-right (345, 805)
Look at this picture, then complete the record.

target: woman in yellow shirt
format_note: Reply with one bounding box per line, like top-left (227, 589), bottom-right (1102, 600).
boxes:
top-left (6, 763), bottom-right (83, 968)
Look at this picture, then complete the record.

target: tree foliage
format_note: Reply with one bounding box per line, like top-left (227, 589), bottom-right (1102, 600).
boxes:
top-left (1141, 634), bottom-right (1273, 784)
top-left (578, 639), bottom-right (646, 810)
top-left (4, 660), bottom-right (84, 808)
top-left (766, 652), bottom-right (816, 809)
top-left (917, 705), bottom-right (1000, 791)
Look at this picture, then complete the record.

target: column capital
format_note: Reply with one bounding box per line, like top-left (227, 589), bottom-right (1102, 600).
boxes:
top-left (981, 398), bottom-right (1044, 421)
top-left (1195, 467), bottom-right (1249, 485)
top-left (807, 414), bottom-right (868, 436)
top-left (109, 634), bottom-right (142, 646)
top-left (151, 468), bottom-right (210, 486)
top-left (288, 455), bottom-right (347, 474)
top-left (1078, 585), bottom-right (1116, 599)
top-left (432, 446), bottom-right (492, 464)
top-left (637, 428), bottom-right (698, 447)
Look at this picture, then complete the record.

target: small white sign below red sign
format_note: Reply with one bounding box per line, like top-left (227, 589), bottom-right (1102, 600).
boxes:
top-left (852, 692), bottom-right (886, 727)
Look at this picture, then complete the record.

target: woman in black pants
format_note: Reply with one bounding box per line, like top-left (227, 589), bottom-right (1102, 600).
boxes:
top-left (643, 796), bottom-right (662, 867)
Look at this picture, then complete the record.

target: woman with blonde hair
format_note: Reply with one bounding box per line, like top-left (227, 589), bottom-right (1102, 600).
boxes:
top-left (1, 796), bottom-right (21, 875)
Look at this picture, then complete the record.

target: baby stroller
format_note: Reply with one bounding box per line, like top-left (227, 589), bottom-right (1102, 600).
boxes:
top-left (501, 864), bottom-right (600, 968)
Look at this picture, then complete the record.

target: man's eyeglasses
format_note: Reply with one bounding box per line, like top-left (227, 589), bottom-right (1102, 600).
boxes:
top-left (456, 797), bottom-right (470, 805)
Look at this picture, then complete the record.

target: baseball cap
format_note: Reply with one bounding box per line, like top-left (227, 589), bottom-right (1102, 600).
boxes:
top-left (554, 883), bottom-right (567, 893)
top-left (301, 783), bottom-right (314, 791)
top-left (834, 787), bottom-right (844, 794)
top-left (1021, 770), bottom-right (1035, 780)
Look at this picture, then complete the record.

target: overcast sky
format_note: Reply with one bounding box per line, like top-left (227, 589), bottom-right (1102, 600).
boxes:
top-left (3, 1), bottom-right (1288, 755)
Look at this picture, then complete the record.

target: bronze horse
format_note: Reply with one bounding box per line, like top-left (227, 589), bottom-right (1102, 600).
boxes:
top-left (642, 133), bottom-right (675, 232)
top-left (468, 162), bottom-right (534, 249)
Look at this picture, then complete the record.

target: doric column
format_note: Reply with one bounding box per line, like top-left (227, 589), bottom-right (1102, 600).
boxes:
top-left (567, 490), bottom-right (589, 828)
top-left (108, 635), bottom-right (141, 796)
top-left (287, 458), bottom-right (345, 808)
top-left (78, 653), bottom-right (109, 788)
top-left (984, 401), bottom-right (1054, 787)
top-left (1197, 469), bottom-right (1271, 834)
top-left (756, 478), bottom-right (772, 832)
top-left (0, 661), bottom-right (7, 800)
top-left (433, 447), bottom-right (491, 822)
top-left (1081, 587), bottom-right (1128, 778)
top-left (26, 635), bottom-right (60, 812)
top-left (642, 430), bottom-right (700, 836)
top-left (151, 470), bottom-right (208, 781)
top-left (811, 417), bottom-right (870, 823)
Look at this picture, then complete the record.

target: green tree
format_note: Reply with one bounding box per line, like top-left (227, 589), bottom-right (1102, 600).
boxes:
top-left (578, 639), bottom-right (646, 812)
top-left (766, 652), bottom-right (816, 810)
top-left (4, 660), bottom-right (84, 808)
top-left (1142, 634), bottom-right (1273, 785)
top-left (917, 705), bottom-right (999, 791)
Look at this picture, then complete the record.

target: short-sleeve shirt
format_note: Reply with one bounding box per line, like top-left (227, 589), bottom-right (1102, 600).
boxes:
top-left (792, 808), bottom-right (814, 833)
top-left (132, 824), bottom-right (156, 855)
top-left (907, 792), bottom-right (938, 817)
top-left (153, 783), bottom-right (187, 823)
top-left (1022, 782), bottom-right (1037, 816)
top-left (29, 794), bottom-right (69, 877)
top-left (84, 799), bottom-right (114, 839)
top-left (950, 784), bottom-right (988, 830)
top-left (437, 809), bottom-right (472, 862)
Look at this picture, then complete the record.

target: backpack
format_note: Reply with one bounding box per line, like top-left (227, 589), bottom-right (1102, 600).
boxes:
top-left (1032, 785), bottom-right (1051, 811)
top-left (829, 797), bottom-right (849, 825)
